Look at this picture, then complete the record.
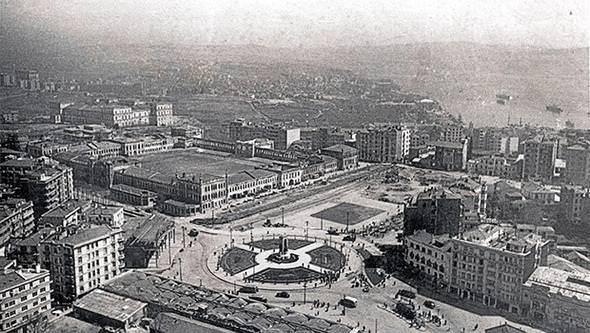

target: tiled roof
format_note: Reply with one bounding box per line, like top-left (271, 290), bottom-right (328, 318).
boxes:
top-left (60, 225), bottom-right (118, 246)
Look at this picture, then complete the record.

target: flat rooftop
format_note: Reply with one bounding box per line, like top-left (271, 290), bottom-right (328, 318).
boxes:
top-left (74, 288), bottom-right (147, 323)
top-left (525, 266), bottom-right (590, 302)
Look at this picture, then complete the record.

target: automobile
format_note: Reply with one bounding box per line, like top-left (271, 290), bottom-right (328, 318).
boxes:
top-left (275, 291), bottom-right (290, 298)
top-left (51, 309), bottom-right (64, 316)
top-left (188, 228), bottom-right (199, 237)
top-left (423, 300), bottom-right (436, 309)
top-left (249, 296), bottom-right (268, 303)
top-left (238, 286), bottom-right (259, 294)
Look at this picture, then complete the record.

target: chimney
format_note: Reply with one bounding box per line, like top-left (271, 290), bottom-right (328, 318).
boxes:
top-left (35, 263), bottom-right (41, 274)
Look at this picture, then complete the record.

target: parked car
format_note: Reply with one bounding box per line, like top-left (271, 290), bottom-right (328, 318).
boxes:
top-left (275, 291), bottom-right (290, 298)
top-left (423, 300), bottom-right (436, 309)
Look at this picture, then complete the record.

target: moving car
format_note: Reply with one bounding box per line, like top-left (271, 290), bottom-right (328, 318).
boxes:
top-left (238, 286), bottom-right (259, 294)
top-left (339, 296), bottom-right (358, 308)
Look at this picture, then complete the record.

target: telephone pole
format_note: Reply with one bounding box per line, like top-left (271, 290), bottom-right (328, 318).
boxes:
top-left (178, 258), bottom-right (183, 281)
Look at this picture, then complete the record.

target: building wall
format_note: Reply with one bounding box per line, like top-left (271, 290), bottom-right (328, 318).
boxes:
top-left (356, 126), bottom-right (410, 163)
top-left (0, 269), bottom-right (52, 332)
top-left (39, 229), bottom-right (124, 303)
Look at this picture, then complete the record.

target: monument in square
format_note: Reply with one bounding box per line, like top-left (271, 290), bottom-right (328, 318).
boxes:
top-left (268, 235), bottom-right (298, 264)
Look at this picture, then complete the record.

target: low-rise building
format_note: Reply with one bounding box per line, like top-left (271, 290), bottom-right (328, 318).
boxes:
top-left (321, 144), bottom-right (358, 170)
top-left (39, 199), bottom-right (92, 227)
top-left (109, 184), bottom-right (156, 207)
top-left (0, 261), bottom-right (52, 333)
top-left (39, 225), bottom-right (124, 303)
top-left (73, 288), bottom-right (147, 330)
top-left (522, 267), bottom-right (590, 332)
top-left (226, 170), bottom-right (277, 200)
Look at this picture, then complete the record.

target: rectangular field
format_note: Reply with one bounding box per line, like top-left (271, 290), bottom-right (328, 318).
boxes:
top-left (138, 149), bottom-right (266, 177)
top-left (311, 202), bottom-right (384, 226)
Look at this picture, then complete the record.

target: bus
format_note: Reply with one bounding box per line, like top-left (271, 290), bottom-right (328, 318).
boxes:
top-left (339, 296), bottom-right (358, 308)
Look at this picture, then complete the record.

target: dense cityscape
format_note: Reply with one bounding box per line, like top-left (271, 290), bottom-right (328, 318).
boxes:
top-left (0, 1), bottom-right (589, 333)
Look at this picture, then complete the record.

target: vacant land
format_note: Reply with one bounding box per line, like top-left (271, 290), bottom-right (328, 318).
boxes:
top-left (311, 202), bottom-right (384, 226)
top-left (138, 149), bottom-right (267, 177)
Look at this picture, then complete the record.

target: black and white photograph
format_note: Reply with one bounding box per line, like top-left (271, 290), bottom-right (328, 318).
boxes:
top-left (0, 1), bottom-right (588, 332)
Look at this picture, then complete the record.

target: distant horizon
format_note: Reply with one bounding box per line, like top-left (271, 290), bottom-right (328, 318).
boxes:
top-left (3, 0), bottom-right (588, 50)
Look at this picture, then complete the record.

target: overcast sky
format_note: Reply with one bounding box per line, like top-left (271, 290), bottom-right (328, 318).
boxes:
top-left (6, 0), bottom-right (589, 48)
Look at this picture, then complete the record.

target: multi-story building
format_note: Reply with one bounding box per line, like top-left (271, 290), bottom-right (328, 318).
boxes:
top-left (443, 125), bottom-right (464, 143)
top-left (0, 260), bottom-right (52, 332)
top-left (433, 140), bottom-right (470, 171)
top-left (15, 70), bottom-right (40, 91)
top-left (300, 127), bottom-right (348, 150)
top-left (560, 185), bottom-right (590, 224)
top-left (0, 159), bottom-right (74, 216)
top-left (226, 170), bottom-right (277, 200)
top-left (522, 136), bottom-right (559, 180)
top-left (522, 267), bottom-right (590, 333)
top-left (0, 199), bottom-right (35, 254)
top-left (563, 143), bottom-right (590, 186)
top-left (467, 155), bottom-right (524, 179)
top-left (148, 102), bottom-right (174, 126)
top-left (228, 119), bottom-right (300, 150)
top-left (404, 187), bottom-right (463, 236)
top-left (356, 125), bottom-right (410, 163)
top-left (83, 205), bottom-right (125, 228)
top-left (448, 225), bottom-right (551, 314)
top-left (320, 144), bottom-right (358, 170)
top-left (62, 105), bottom-right (150, 128)
top-left (404, 230), bottom-right (451, 285)
top-left (39, 225), bottom-right (124, 303)
top-left (113, 166), bottom-right (227, 213)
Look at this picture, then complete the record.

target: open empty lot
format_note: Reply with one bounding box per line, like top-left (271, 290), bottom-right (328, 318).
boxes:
top-left (311, 202), bottom-right (384, 226)
top-left (138, 149), bottom-right (268, 177)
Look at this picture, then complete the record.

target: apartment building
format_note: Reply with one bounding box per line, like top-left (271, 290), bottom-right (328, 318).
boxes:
top-left (563, 143), bottom-right (590, 186)
top-left (404, 188), bottom-right (463, 236)
top-left (62, 105), bottom-right (150, 128)
top-left (0, 159), bottom-right (74, 217)
top-left (300, 127), bottom-right (348, 150)
top-left (404, 230), bottom-right (451, 285)
top-left (0, 261), bottom-right (52, 332)
top-left (433, 140), bottom-right (470, 171)
top-left (522, 136), bottom-right (559, 180)
top-left (83, 205), bottom-right (125, 228)
top-left (228, 120), bottom-right (301, 150)
top-left (560, 185), bottom-right (590, 223)
top-left (0, 199), bottom-right (35, 254)
top-left (356, 125), bottom-right (410, 163)
top-left (443, 125), bottom-right (464, 143)
top-left (39, 225), bottom-right (124, 303)
top-left (148, 102), bottom-right (174, 126)
top-left (467, 155), bottom-right (524, 179)
top-left (448, 225), bottom-right (551, 315)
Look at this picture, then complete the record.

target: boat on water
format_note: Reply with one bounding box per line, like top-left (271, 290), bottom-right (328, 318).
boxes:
top-left (546, 105), bottom-right (563, 113)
